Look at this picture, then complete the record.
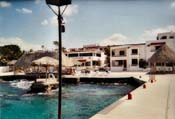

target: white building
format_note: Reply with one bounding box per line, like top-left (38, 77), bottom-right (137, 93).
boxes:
top-left (110, 43), bottom-right (146, 71)
top-left (146, 32), bottom-right (175, 60)
top-left (66, 44), bottom-right (106, 69)
top-left (110, 32), bottom-right (175, 72)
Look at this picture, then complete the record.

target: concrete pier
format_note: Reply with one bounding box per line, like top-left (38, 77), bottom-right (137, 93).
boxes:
top-left (89, 74), bottom-right (175, 119)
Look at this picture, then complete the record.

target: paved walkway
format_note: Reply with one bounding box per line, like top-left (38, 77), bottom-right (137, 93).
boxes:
top-left (90, 74), bottom-right (175, 119)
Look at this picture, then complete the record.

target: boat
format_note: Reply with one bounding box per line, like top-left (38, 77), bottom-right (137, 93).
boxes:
top-left (29, 73), bottom-right (58, 93)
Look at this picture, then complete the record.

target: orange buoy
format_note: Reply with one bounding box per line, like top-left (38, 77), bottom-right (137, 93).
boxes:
top-left (128, 93), bottom-right (132, 100)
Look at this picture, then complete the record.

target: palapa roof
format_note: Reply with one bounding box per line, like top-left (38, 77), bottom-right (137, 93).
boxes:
top-left (149, 45), bottom-right (175, 63)
top-left (15, 51), bottom-right (75, 68)
top-left (32, 56), bottom-right (58, 66)
top-left (15, 51), bottom-right (56, 68)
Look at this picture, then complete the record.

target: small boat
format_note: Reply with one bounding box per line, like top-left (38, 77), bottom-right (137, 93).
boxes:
top-left (29, 73), bottom-right (58, 93)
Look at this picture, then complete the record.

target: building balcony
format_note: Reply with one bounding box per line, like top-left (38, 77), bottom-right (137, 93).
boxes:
top-left (112, 55), bottom-right (126, 57)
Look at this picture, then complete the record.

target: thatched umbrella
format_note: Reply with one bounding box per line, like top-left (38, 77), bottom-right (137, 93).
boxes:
top-left (149, 44), bottom-right (175, 72)
top-left (32, 57), bottom-right (58, 66)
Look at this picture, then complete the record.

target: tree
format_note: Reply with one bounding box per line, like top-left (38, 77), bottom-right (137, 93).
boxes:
top-left (139, 59), bottom-right (148, 69)
top-left (53, 41), bottom-right (59, 47)
top-left (0, 45), bottom-right (23, 63)
top-left (53, 41), bottom-right (67, 52)
top-left (104, 46), bottom-right (110, 67)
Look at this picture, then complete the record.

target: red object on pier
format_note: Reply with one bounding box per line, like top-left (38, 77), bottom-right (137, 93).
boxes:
top-left (128, 93), bottom-right (132, 100)
top-left (143, 84), bottom-right (146, 89)
top-left (151, 79), bottom-right (153, 83)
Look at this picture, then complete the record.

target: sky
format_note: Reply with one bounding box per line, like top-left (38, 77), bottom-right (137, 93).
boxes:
top-left (0, 0), bottom-right (175, 51)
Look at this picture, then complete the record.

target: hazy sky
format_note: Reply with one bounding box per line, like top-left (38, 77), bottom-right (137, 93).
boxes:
top-left (0, 0), bottom-right (175, 50)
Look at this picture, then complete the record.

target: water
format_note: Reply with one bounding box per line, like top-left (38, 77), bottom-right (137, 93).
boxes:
top-left (0, 80), bottom-right (135, 119)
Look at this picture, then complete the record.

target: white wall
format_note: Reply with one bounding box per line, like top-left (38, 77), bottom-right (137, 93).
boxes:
top-left (0, 66), bottom-right (9, 73)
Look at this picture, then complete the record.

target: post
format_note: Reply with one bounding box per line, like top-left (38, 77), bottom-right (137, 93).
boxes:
top-left (58, 7), bottom-right (62, 119)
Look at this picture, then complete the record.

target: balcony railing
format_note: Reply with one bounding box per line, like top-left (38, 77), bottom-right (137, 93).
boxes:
top-left (112, 54), bottom-right (126, 57)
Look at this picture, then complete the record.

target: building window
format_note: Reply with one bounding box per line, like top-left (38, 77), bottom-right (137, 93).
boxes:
top-left (68, 53), bottom-right (78, 57)
top-left (161, 36), bottom-right (167, 40)
top-left (85, 62), bottom-right (91, 66)
top-left (80, 53), bottom-right (93, 57)
top-left (155, 46), bottom-right (161, 50)
top-left (132, 59), bottom-right (138, 66)
top-left (112, 60), bottom-right (123, 67)
top-left (92, 61), bottom-right (100, 66)
top-left (157, 36), bottom-right (159, 40)
top-left (118, 60), bottom-right (123, 66)
top-left (131, 49), bottom-right (138, 55)
top-left (169, 36), bottom-right (174, 39)
top-left (96, 53), bottom-right (101, 57)
top-left (156, 63), bottom-right (162, 66)
top-left (119, 50), bottom-right (125, 56)
top-left (112, 50), bottom-right (115, 57)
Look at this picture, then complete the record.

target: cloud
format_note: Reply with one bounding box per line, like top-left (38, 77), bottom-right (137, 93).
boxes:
top-left (171, 1), bottom-right (175, 8)
top-left (0, 37), bottom-right (41, 51)
top-left (16, 8), bottom-right (32, 14)
top-left (63, 5), bottom-right (78, 17)
top-left (41, 19), bottom-right (48, 26)
top-left (43, 5), bottom-right (78, 26)
top-left (140, 25), bottom-right (175, 41)
top-left (100, 33), bottom-right (129, 46)
top-left (99, 25), bottom-right (175, 46)
top-left (0, 1), bottom-right (11, 8)
top-left (35, 0), bottom-right (42, 4)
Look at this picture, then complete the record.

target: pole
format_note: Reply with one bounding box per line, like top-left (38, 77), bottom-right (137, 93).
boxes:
top-left (58, 6), bottom-right (62, 119)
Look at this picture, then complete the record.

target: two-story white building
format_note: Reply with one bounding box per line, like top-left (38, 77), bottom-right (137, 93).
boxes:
top-left (65, 44), bottom-right (106, 69)
top-left (110, 32), bottom-right (175, 72)
top-left (110, 43), bottom-right (146, 71)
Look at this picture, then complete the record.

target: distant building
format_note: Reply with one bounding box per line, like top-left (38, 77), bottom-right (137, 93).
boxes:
top-left (65, 44), bottom-right (106, 69)
top-left (110, 32), bottom-right (175, 72)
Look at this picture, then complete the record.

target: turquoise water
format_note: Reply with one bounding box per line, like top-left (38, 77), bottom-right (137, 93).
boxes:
top-left (0, 80), bottom-right (135, 119)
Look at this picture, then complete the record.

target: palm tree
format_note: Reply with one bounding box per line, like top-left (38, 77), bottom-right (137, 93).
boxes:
top-left (53, 41), bottom-right (66, 52)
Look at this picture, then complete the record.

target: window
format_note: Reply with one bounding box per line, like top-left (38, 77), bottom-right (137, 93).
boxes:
top-left (112, 60), bottom-right (123, 66)
top-left (92, 61), bottom-right (100, 66)
top-left (85, 62), bottom-right (91, 66)
top-left (80, 53), bottom-right (93, 57)
top-left (156, 63), bottom-right (162, 66)
top-left (96, 53), bottom-right (101, 57)
top-left (161, 36), bottom-right (167, 40)
top-left (118, 60), bottom-right (123, 66)
top-left (155, 46), bottom-right (161, 50)
top-left (169, 36), bottom-right (174, 39)
top-left (119, 50), bottom-right (125, 56)
top-left (112, 50), bottom-right (115, 56)
top-left (157, 36), bottom-right (159, 40)
top-left (132, 59), bottom-right (138, 66)
top-left (131, 49), bottom-right (138, 55)
top-left (68, 53), bottom-right (78, 57)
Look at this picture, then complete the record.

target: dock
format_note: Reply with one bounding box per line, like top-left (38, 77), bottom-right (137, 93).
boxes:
top-left (89, 74), bottom-right (175, 119)
top-left (0, 72), bottom-right (146, 86)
